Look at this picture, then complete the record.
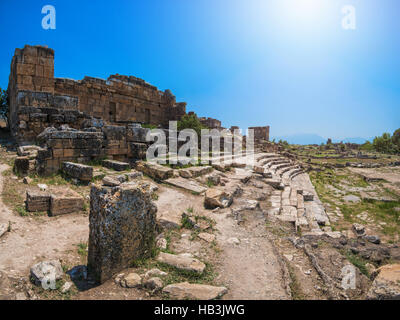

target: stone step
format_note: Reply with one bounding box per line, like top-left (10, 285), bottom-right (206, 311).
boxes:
top-left (165, 177), bottom-right (207, 194)
top-left (278, 205), bottom-right (297, 223)
top-left (263, 177), bottom-right (284, 190)
top-left (276, 165), bottom-right (295, 177)
top-left (289, 188), bottom-right (298, 207)
top-left (289, 169), bottom-right (303, 179)
top-left (270, 162), bottom-right (292, 172)
top-left (256, 154), bottom-right (277, 162)
top-left (263, 158), bottom-right (287, 168)
top-left (259, 157), bottom-right (283, 166)
top-left (102, 159), bottom-right (130, 172)
top-left (282, 167), bottom-right (301, 180)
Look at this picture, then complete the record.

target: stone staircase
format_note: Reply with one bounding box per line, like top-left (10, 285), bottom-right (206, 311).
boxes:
top-left (254, 153), bottom-right (332, 234)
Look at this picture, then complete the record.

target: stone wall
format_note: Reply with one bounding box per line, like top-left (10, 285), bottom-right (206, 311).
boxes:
top-left (33, 124), bottom-right (150, 175)
top-left (248, 126), bottom-right (270, 142)
top-left (199, 117), bottom-right (222, 129)
top-left (8, 45), bottom-right (187, 144)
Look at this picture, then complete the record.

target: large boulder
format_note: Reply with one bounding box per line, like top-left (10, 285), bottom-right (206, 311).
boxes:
top-left (87, 182), bottom-right (157, 283)
top-left (367, 264), bottom-right (400, 300)
top-left (163, 282), bottom-right (228, 300)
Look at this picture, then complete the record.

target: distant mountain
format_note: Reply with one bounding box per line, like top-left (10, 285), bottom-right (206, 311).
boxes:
top-left (333, 137), bottom-right (373, 144)
top-left (271, 134), bottom-right (373, 145)
top-left (272, 134), bottom-right (326, 145)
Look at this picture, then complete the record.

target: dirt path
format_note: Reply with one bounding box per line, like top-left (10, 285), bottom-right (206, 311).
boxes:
top-left (0, 164), bottom-right (89, 277)
top-left (213, 208), bottom-right (289, 300)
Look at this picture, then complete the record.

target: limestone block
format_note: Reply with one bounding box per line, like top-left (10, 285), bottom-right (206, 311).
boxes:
top-left (128, 142), bottom-right (147, 160)
top-left (102, 159), bottom-right (130, 171)
top-left (62, 162), bottom-right (93, 182)
top-left (126, 126), bottom-right (150, 143)
top-left (49, 188), bottom-right (84, 216)
top-left (163, 282), bottom-right (227, 300)
top-left (156, 252), bottom-right (205, 274)
top-left (26, 190), bottom-right (51, 212)
top-left (135, 161), bottom-right (173, 181)
top-left (14, 156), bottom-right (30, 176)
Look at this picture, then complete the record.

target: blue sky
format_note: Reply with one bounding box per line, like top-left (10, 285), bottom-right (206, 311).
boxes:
top-left (0, 0), bottom-right (399, 140)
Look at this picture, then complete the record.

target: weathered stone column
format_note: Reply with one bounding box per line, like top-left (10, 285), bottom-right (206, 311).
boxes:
top-left (87, 181), bottom-right (157, 283)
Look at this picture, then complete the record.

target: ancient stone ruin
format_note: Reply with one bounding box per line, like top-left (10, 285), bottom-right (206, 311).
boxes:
top-left (87, 181), bottom-right (157, 283)
top-left (8, 45), bottom-right (274, 177)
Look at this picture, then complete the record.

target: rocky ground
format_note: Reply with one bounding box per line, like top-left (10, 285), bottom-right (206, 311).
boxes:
top-left (0, 131), bottom-right (399, 300)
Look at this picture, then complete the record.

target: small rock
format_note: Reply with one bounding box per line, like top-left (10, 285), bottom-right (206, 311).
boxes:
top-left (364, 235), bottom-right (381, 244)
top-left (352, 223), bottom-right (366, 236)
top-left (365, 263), bottom-right (376, 277)
top-left (37, 184), bottom-right (48, 191)
top-left (156, 252), bottom-right (205, 274)
top-left (143, 277), bottom-right (163, 291)
top-left (156, 238), bottom-right (167, 250)
top-left (198, 232), bottom-right (216, 243)
top-left (23, 177), bottom-right (32, 184)
top-left (227, 237), bottom-right (240, 245)
top-left (144, 268), bottom-right (168, 279)
top-left (30, 260), bottom-right (64, 287)
top-left (163, 282), bottom-right (227, 300)
top-left (243, 200), bottom-right (259, 210)
top-left (121, 273), bottom-right (142, 288)
top-left (15, 292), bottom-right (27, 300)
top-left (0, 223), bottom-right (8, 238)
top-left (61, 281), bottom-right (73, 293)
top-left (344, 195), bottom-right (361, 203)
top-left (283, 254), bottom-right (294, 261)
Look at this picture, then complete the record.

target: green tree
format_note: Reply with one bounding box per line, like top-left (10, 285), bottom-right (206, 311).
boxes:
top-left (392, 128), bottom-right (400, 148)
top-left (360, 141), bottom-right (374, 152)
top-left (177, 114), bottom-right (207, 137)
top-left (373, 132), bottom-right (395, 154)
top-left (0, 87), bottom-right (8, 127)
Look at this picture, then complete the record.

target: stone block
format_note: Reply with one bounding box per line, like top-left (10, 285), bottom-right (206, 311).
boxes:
top-left (126, 126), bottom-right (150, 143)
top-left (14, 156), bottom-right (30, 176)
top-left (102, 159), bottom-right (130, 171)
top-left (62, 162), bottom-right (93, 182)
top-left (49, 188), bottom-right (84, 216)
top-left (128, 142), bottom-right (147, 160)
top-left (102, 125), bottom-right (126, 141)
top-left (135, 161), bottom-right (174, 181)
top-left (87, 182), bottom-right (157, 283)
top-left (26, 190), bottom-right (51, 212)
